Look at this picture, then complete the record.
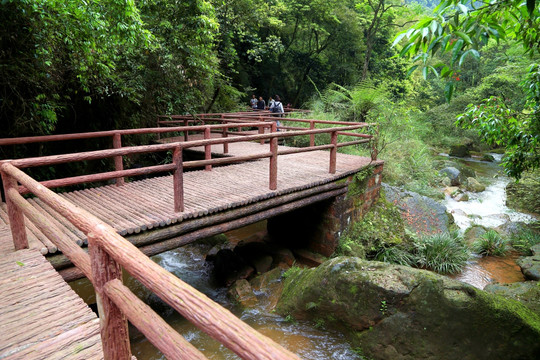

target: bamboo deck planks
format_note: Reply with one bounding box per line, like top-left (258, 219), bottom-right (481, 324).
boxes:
top-left (0, 249), bottom-right (102, 359)
top-left (0, 145), bottom-right (376, 256)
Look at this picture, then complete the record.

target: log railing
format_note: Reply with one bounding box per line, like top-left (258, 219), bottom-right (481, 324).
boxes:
top-left (2, 121), bottom-right (372, 213)
top-left (0, 162), bottom-right (301, 359)
top-left (157, 112), bottom-right (376, 150)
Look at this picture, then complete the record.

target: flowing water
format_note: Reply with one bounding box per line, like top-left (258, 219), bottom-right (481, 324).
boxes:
top-left (70, 233), bottom-right (361, 359)
top-left (441, 153), bottom-right (537, 229)
top-left (440, 153), bottom-right (537, 289)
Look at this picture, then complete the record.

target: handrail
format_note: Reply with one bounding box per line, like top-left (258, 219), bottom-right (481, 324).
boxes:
top-left (2, 119), bottom-right (374, 212)
top-left (0, 162), bottom-right (301, 359)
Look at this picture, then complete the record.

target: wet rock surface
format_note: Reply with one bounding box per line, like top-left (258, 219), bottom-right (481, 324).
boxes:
top-left (276, 257), bottom-right (540, 360)
top-left (383, 184), bottom-right (454, 235)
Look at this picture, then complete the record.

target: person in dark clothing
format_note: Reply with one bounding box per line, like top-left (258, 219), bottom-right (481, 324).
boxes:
top-left (257, 96), bottom-right (266, 110)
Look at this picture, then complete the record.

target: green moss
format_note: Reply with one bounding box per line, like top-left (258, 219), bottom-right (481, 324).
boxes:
top-left (347, 166), bottom-right (374, 197)
top-left (337, 195), bottom-right (406, 258)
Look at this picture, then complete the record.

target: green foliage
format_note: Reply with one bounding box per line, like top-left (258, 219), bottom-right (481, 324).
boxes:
top-left (395, 0), bottom-right (540, 179)
top-left (506, 169), bottom-right (540, 214)
top-left (0, 0), bottom-right (153, 136)
top-left (413, 231), bottom-right (470, 274)
top-left (375, 246), bottom-right (416, 266)
top-left (472, 230), bottom-right (509, 257)
top-left (456, 93), bottom-right (539, 179)
top-left (510, 228), bottom-right (540, 255)
top-left (282, 265), bottom-right (302, 279)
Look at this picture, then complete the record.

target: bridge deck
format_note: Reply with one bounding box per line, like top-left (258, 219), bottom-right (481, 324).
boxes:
top-left (0, 247), bottom-right (102, 359)
top-left (0, 144), bottom-right (376, 254)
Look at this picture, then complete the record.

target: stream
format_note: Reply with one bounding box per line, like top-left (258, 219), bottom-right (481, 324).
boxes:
top-left (440, 153), bottom-right (537, 289)
top-left (70, 224), bottom-right (361, 359)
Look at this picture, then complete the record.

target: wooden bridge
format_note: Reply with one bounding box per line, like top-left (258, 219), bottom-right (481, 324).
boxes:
top-left (0, 111), bottom-right (382, 359)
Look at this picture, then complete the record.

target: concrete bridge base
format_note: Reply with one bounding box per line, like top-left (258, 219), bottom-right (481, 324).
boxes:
top-left (267, 163), bottom-right (383, 257)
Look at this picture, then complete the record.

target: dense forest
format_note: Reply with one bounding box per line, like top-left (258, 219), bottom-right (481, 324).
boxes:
top-left (1, 0), bottom-right (538, 181)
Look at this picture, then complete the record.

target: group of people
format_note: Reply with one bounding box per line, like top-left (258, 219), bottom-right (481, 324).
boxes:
top-left (250, 94), bottom-right (284, 115)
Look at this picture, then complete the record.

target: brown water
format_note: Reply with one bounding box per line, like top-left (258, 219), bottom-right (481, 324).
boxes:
top-left (452, 252), bottom-right (526, 289)
top-left (69, 237), bottom-right (361, 360)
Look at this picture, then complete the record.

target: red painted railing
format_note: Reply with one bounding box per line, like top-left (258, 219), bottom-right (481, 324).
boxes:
top-left (0, 162), bottom-right (301, 360)
top-left (2, 118), bottom-right (374, 213)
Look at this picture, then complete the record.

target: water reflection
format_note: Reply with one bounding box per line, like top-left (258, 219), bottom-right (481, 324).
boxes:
top-left (451, 252), bottom-right (525, 289)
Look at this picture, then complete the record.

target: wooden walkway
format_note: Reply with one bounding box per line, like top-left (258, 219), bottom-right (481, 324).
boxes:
top-left (0, 143), bottom-right (376, 255)
top-left (0, 248), bottom-right (102, 359)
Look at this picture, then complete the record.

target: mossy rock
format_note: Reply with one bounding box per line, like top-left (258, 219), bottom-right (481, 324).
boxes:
top-left (485, 281), bottom-right (540, 314)
top-left (276, 257), bottom-right (540, 360)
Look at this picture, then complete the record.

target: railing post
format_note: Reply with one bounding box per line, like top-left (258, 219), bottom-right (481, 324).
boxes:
top-left (156, 118), bottom-right (161, 141)
top-left (172, 146), bottom-right (184, 213)
top-left (88, 233), bottom-right (131, 360)
top-left (112, 133), bottom-right (125, 186)
top-left (269, 122), bottom-right (278, 190)
top-left (184, 119), bottom-right (189, 142)
top-left (1, 170), bottom-right (28, 250)
top-left (309, 121), bottom-right (315, 147)
top-left (204, 127), bottom-right (212, 171)
top-left (222, 126), bottom-right (229, 154)
top-left (258, 124), bottom-right (265, 145)
top-left (330, 130), bottom-right (337, 174)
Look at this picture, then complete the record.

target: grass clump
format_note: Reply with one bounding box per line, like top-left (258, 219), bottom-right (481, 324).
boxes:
top-left (473, 230), bottom-right (509, 256)
top-left (375, 246), bottom-right (416, 266)
top-left (413, 231), bottom-right (470, 274)
top-left (511, 228), bottom-right (540, 255)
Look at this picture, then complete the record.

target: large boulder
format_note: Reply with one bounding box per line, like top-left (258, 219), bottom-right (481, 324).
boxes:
top-left (276, 257), bottom-right (540, 360)
top-left (383, 184), bottom-right (454, 235)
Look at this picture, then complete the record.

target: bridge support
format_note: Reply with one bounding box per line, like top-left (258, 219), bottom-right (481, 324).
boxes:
top-left (267, 163), bottom-right (383, 256)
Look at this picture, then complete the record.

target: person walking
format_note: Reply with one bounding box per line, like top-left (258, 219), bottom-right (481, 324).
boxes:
top-left (267, 96), bottom-right (275, 110)
top-left (250, 94), bottom-right (257, 109)
top-left (269, 95), bottom-right (284, 130)
top-left (257, 96), bottom-right (266, 110)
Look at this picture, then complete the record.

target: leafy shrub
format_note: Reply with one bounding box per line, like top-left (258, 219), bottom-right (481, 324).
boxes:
top-left (375, 246), bottom-right (416, 266)
top-left (413, 231), bottom-right (470, 274)
top-left (511, 228), bottom-right (540, 255)
top-left (473, 230), bottom-right (509, 256)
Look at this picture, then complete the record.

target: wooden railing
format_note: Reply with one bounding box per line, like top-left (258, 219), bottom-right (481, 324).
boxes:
top-left (2, 120), bottom-right (374, 213)
top-left (0, 162), bottom-right (301, 359)
top-left (157, 112), bottom-right (376, 150)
